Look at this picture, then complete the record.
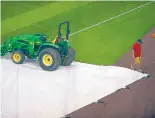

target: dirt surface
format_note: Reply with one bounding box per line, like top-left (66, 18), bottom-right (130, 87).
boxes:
top-left (65, 26), bottom-right (155, 118)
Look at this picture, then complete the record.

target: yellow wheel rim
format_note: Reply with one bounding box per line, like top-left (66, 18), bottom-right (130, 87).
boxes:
top-left (13, 53), bottom-right (21, 62)
top-left (42, 54), bottom-right (53, 66)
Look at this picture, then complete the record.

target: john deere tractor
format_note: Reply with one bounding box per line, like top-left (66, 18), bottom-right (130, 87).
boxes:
top-left (1, 21), bottom-right (75, 71)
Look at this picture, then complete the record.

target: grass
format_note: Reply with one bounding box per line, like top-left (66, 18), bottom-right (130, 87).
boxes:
top-left (1, 1), bottom-right (90, 35)
top-left (70, 3), bottom-right (155, 64)
top-left (1, 1), bottom-right (53, 21)
top-left (1, 1), bottom-right (155, 65)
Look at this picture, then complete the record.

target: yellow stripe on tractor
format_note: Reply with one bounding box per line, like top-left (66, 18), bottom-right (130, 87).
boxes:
top-left (52, 38), bottom-right (57, 44)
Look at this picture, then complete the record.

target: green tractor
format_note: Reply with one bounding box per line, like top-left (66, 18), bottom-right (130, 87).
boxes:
top-left (1, 21), bottom-right (75, 71)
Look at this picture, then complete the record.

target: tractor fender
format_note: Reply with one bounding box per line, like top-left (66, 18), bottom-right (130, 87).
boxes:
top-left (38, 43), bottom-right (60, 53)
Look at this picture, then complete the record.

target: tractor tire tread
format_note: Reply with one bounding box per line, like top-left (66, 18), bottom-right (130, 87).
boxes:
top-left (11, 50), bottom-right (25, 64)
top-left (61, 47), bottom-right (75, 66)
top-left (38, 48), bottom-right (61, 71)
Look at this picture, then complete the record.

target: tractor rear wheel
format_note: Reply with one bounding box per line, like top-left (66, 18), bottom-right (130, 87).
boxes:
top-left (61, 47), bottom-right (75, 66)
top-left (12, 50), bottom-right (25, 64)
top-left (38, 48), bottom-right (61, 71)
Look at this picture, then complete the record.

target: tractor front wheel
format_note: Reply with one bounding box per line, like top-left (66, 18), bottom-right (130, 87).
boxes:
top-left (38, 48), bottom-right (61, 71)
top-left (12, 50), bottom-right (25, 64)
top-left (61, 47), bottom-right (75, 66)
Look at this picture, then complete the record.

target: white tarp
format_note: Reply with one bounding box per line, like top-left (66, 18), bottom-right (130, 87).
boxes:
top-left (1, 55), bottom-right (148, 118)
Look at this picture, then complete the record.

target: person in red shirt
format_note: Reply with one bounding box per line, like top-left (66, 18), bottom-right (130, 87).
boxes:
top-left (131, 39), bottom-right (143, 72)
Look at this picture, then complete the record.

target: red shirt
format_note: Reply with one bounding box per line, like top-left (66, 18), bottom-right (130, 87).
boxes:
top-left (132, 42), bottom-right (141, 57)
